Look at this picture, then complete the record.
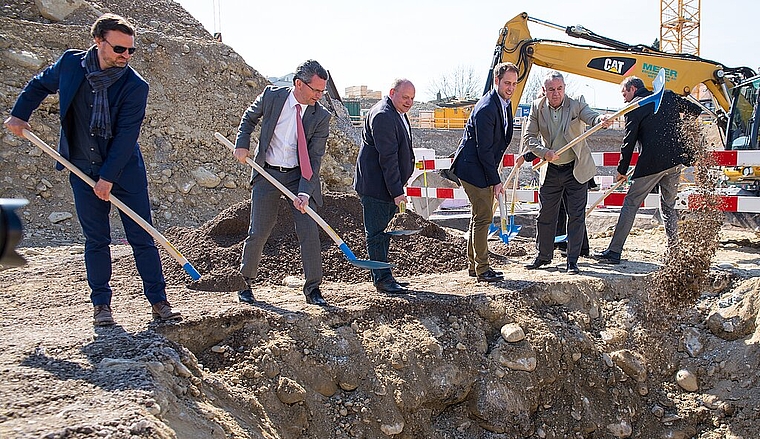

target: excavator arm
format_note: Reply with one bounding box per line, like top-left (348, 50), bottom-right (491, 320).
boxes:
top-left (491, 12), bottom-right (755, 126)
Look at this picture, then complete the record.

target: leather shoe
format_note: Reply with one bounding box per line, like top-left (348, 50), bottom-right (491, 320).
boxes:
top-left (524, 258), bottom-right (551, 270)
top-left (566, 261), bottom-right (580, 275)
top-left (305, 288), bottom-right (328, 306)
top-left (389, 277), bottom-right (410, 287)
top-left (238, 289), bottom-right (256, 304)
top-left (376, 280), bottom-right (406, 294)
top-left (592, 249), bottom-right (621, 265)
top-left (477, 269), bottom-right (504, 283)
top-left (469, 269), bottom-right (503, 277)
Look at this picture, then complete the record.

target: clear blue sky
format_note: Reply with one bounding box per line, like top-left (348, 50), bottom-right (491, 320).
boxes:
top-left (176, 0), bottom-right (758, 109)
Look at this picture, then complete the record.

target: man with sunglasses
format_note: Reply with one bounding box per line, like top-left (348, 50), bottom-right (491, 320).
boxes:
top-left (4, 13), bottom-right (182, 326)
top-left (233, 60), bottom-right (332, 306)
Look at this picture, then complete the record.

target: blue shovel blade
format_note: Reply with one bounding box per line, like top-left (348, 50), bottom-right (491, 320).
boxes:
top-left (554, 234), bottom-right (568, 243)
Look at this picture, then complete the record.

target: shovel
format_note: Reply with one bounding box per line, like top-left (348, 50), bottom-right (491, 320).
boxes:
top-left (385, 201), bottom-right (421, 236)
top-left (215, 132), bottom-right (392, 271)
top-left (23, 130), bottom-right (201, 280)
top-left (585, 169), bottom-right (635, 217)
top-left (532, 68), bottom-right (667, 171)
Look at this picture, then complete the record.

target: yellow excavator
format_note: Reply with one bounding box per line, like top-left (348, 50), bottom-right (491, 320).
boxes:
top-left (488, 12), bottom-right (760, 187)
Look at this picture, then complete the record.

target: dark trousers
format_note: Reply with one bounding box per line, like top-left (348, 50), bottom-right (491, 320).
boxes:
top-left (536, 164), bottom-right (587, 263)
top-left (555, 195), bottom-right (590, 254)
top-left (240, 169), bottom-right (322, 295)
top-left (70, 173), bottom-right (166, 306)
top-left (359, 194), bottom-right (397, 284)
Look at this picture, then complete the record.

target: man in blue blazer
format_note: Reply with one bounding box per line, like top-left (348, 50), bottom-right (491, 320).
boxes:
top-left (233, 60), bottom-right (332, 306)
top-left (451, 62), bottom-right (518, 283)
top-left (354, 79), bottom-right (415, 294)
top-left (4, 13), bottom-right (181, 326)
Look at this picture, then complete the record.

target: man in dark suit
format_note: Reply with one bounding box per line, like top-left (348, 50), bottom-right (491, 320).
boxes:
top-left (594, 76), bottom-right (702, 264)
top-left (354, 79), bottom-right (415, 294)
top-left (233, 60), bottom-right (332, 306)
top-left (450, 62), bottom-right (518, 283)
top-left (4, 13), bottom-right (181, 326)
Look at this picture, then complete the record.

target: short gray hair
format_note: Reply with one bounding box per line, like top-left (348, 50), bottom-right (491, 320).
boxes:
top-left (293, 59), bottom-right (329, 85)
top-left (621, 76), bottom-right (645, 91)
top-left (543, 70), bottom-right (565, 86)
top-left (391, 78), bottom-right (414, 91)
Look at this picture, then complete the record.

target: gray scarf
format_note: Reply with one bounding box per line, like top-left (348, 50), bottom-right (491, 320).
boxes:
top-left (82, 45), bottom-right (128, 139)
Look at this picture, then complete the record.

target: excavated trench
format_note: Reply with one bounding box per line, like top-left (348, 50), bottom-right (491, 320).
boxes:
top-left (139, 192), bottom-right (756, 438)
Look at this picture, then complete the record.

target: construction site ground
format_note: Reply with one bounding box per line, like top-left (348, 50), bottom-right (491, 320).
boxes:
top-left (1, 195), bottom-right (759, 439)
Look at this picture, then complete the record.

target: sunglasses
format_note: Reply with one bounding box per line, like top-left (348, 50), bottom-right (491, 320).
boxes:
top-left (103, 39), bottom-right (136, 55)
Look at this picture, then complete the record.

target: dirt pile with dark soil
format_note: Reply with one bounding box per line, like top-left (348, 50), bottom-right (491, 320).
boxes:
top-left (152, 193), bottom-right (476, 291)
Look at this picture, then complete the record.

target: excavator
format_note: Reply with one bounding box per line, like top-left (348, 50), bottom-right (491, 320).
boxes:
top-left (486, 12), bottom-right (760, 188)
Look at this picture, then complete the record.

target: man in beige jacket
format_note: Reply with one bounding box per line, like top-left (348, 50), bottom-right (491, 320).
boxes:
top-left (524, 71), bottom-right (605, 275)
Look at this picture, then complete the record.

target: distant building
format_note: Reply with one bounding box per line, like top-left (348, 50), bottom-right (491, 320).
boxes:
top-left (345, 85), bottom-right (382, 100)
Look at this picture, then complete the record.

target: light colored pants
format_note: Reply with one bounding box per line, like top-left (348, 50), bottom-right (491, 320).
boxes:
top-left (461, 180), bottom-right (495, 275)
top-left (608, 164), bottom-right (682, 253)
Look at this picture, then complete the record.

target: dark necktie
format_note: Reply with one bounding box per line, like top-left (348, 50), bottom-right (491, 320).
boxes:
top-left (295, 104), bottom-right (313, 180)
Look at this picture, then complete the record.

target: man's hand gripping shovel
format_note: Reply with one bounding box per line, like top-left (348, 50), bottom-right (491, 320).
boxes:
top-left (215, 132), bottom-right (392, 270)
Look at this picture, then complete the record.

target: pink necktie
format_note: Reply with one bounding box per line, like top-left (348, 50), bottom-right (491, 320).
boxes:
top-left (295, 104), bottom-right (313, 180)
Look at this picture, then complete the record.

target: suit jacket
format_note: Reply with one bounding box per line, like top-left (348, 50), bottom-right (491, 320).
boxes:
top-left (620, 89), bottom-right (702, 178)
top-left (354, 96), bottom-right (414, 201)
top-left (235, 85), bottom-right (331, 206)
top-left (525, 95), bottom-right (601, 185)
top-left (11, 49), bottom-right (149, 191)
top-left (450, 89), bottom-right (513, 188)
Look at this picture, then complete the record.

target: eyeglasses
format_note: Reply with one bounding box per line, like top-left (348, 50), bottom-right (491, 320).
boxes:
top-left (301, 80), bottom-right (326, 95)
top-left (103, 39), bottom-right (136, 55)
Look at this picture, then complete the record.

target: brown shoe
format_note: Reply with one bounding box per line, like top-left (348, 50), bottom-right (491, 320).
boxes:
top-left (93, 304), bottom-right (115, 326)
top-left (151, 301), bottom-right (182, 321)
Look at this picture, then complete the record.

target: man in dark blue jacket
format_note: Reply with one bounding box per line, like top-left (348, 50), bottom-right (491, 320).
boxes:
top-left (450, 62), bottom-right (518, 282)
top-left (4, 13), bottom-right (181, 325)
top-left (354, 79), bottom-right (415, 294)
top-left (594, 76), bottom-right (702, 264)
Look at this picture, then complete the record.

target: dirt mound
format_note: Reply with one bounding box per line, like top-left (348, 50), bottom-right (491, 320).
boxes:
top-left (151, 193), bottom-right (472, 292)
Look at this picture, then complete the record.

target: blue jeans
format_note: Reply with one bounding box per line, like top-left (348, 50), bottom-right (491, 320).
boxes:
top-left (359, 194), bottom-right (397, 284)
top-left (70, 173), bottom-right (167, 306)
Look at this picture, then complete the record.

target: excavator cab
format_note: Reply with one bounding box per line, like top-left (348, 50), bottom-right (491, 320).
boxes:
top-left (726, 76), bottom-right (760, 150)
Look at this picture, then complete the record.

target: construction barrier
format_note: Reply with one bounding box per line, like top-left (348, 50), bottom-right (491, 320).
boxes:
top-left (406, 148), bottom-right (760, 215)
top-left (414, 150), bottom-right (760, 171)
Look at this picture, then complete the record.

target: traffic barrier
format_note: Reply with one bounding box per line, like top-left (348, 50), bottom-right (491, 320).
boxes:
top-left (406, 148), bottom-right (760, 216)
top-left (414, 150), bottom-right (760, 171)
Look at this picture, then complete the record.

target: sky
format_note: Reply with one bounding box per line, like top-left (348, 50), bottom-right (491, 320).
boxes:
top-left (175, 0), bottom-right (759, 109)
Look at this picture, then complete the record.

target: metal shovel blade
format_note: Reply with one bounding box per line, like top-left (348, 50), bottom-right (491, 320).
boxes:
top-left (386, 229), bottom-right (421, 236)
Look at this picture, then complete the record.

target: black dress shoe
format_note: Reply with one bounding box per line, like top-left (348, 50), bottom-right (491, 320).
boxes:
top-left (566, 261), bottom-right (580, 275)
top-left (469, 269), bottom-right (503, 277)
top-left (524, 258), bottom-right (551, 270)
top-left (376, 280), bottom-right (406, 294)
top-left (592, 249), bottom-right (621, 264)
top-left (305, 288), bottom-right (328, 306)
top-left (389, 278), bottom-right (410, 287)
top-left (238, 289), bottom-right (256, 304)
top-left (477, 269), bottom-right (504, 283)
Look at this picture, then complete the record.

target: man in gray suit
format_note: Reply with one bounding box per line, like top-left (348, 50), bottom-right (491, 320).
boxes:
top-left (524, 71), bottom-right (605, 275)
top-left (233, 60), bottom-right (332, 306)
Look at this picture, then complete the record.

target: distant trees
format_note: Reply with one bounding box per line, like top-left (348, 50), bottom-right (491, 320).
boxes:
top-left (428, 65), bottom-right (482, 101)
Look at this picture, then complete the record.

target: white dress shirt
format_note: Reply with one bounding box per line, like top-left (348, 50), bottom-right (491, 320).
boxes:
top-left (266, 91), bottom-right (306, 168)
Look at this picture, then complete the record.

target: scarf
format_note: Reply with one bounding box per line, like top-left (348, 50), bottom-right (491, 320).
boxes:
top-left (82, 45), bottom-right (128, 139)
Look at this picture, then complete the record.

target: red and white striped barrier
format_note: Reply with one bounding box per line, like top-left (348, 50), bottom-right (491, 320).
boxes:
top-left (406, 148), bottom-right (760, 215)
top-left (413, 150), bottom-right (760, 171)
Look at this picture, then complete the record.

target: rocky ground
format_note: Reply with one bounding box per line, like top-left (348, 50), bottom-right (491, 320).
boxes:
top-left (2, 193), bottom-right (760, 438)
